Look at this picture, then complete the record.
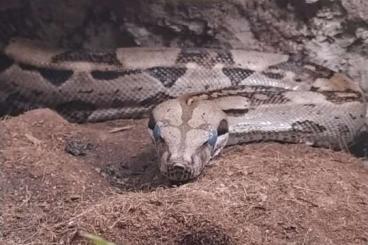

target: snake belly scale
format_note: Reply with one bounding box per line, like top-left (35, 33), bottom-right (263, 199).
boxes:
top-left (0, 38), bottom-right (366, 181)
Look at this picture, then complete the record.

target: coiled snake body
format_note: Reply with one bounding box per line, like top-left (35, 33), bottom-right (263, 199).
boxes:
top-left (0, 39), bottom-right (366, 181)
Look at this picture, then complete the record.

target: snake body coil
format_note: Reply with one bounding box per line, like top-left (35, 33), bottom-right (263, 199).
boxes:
top-left (0, 38), bottom-right (366, 181)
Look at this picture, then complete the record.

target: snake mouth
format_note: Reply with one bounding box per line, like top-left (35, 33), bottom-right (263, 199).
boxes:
top-left (165, 162), bottom-right (196, 182)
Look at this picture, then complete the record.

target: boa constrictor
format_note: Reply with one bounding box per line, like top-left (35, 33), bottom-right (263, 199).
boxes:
top-left (0, 38), bottom-right (366, 181)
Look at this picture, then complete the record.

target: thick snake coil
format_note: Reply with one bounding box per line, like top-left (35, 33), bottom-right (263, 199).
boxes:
top-left (0, 38), bottom-right (366, 181)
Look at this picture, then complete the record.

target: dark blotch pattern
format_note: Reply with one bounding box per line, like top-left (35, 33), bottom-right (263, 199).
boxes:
top-left (147, 67), bottom-right (186, 88)
top-left (0, 91), bottom-right (42, 117)
top-left (322, 91), bottom-right (363, 104)
top-left (139, 92), bottom-right (174, 107)
top-left (18, 63), bottom-right (34, 71)
top-left (176, 48), bottom-right (234, 68)
top-left (39, 69), bottom-right (73, 86)
top-left (91, 69), bottom-right (141, 80)
top-left (268, 56), bottom-right (335, 82)
top-left (52, 50), bottom-right (122, 65)
top-left (91, 70), bottom-right (120, 80)
top-left (305, 62), bottom-right (335, 79)
top-left (176, 48), bottom-right (211, 67)
top-left (222, 68), bottom-right (254, 86)
top-left (111, 99), bottom-right (126, 108)
top-left (232, 130), bottom-right (301, 144)
top-left (0, 53), bottom-right (14, 72)
top-left (54, 100), bottom-right (96, 123)
top-left (267, 54), bottom-right (304, 72)
top-left (268, 57), bottom-right (303, 72)
top-left (223, 108), bottom-right (250, 117)
top-left (292, 120), bottom-right (327, 134)
top-left (245, 91), bottom-right (290, 106)
top-left (214, 50), bottom-right (235, 65)
top-left (262, 71), bottom-right (285, 80)
top-left (303, 104), bottom-right (316, 108)
top-left (337, 123), bottom-right (351, 136)
top-left (19, 63), bottom-right (73, 86)
top-left (349, 113), bottom-right (357, 120)
top-left (189, 85), bottom-right (290, 106)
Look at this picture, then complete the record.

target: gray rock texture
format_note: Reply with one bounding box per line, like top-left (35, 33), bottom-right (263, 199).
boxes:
top-left (0, 0), bottom-right (367, 86)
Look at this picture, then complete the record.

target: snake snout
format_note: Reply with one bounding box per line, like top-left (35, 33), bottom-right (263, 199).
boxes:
top-left (166, 162), bottom-right (193, 181)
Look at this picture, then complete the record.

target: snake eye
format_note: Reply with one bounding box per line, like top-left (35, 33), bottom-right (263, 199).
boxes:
top-left (153, 124), bottom-right (161, 140)
top-left (217, 119), bottom-right (229, 136)
top-left (148, 114), bottom-right (156, 130)
top-left (148, 114), bottom-right (162, 140)
top-left (208, 129), bottom-right (218, 147)
top-left (207, 120), bottom-right (228, 147)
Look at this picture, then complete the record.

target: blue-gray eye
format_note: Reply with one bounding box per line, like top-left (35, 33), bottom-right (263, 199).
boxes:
top-left (153, 124), bottom-right (161, 140)
top-left (208, 129), bottom-right (218, 146)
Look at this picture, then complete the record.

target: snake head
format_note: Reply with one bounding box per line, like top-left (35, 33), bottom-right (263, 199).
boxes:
top-left (148, 98), bottom-right (229, 182)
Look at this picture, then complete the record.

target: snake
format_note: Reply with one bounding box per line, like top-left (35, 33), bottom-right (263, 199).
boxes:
top-left (0, 38), bottom-right (366, 182)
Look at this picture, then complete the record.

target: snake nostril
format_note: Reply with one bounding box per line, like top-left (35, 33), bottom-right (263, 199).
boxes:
top-left (166, 162), bottom-right (193, 181)
top-left (166, 153), bottom-right (172, 163)
top-left (172, 163), bottom-right (185, 171)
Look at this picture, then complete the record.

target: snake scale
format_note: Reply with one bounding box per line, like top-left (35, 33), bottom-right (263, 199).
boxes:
top-left (0, 38), bottom-right (366, 181)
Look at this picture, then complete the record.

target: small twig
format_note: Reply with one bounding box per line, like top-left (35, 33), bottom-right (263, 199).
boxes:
top-left (79, 231), bottom-right (116, 245)
top-left (19, 185), bottom-right (32, 208)
top-left (293, 185), bottom-right (323, 194)
top-left (108, 125), bottom-right (134, 133)
top-left (24, 133), bottom-right (42, 145)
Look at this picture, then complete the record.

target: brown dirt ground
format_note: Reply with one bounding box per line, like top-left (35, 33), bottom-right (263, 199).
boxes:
top-left (1, 109), bottom-right (368, 245)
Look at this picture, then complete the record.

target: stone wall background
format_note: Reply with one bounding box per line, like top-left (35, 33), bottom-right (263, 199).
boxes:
top-left (0, 0), bottom-right (367, 88)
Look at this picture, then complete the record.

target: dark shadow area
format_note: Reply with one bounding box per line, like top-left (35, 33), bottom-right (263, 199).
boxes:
top-left (349, 131), bottom-right (368, 158)
top-left (63, 124), bottom-right (173, 192)
top-left (100, 149), bottom-right (171, 191)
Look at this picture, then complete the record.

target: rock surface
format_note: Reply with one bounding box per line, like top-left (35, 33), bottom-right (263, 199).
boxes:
top-left (0, 0), bottom-right (367, 87)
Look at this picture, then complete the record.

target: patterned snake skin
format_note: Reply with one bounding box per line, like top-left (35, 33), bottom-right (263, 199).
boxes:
top-left (0, 38), bottom-right (366, 181)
